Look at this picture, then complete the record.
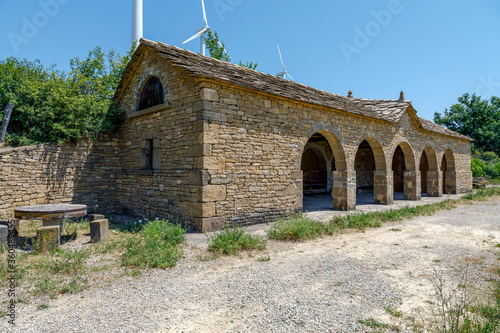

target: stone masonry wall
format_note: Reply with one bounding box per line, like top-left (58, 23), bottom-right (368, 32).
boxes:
top-left (115, 51), bottom-right (202, 227)
top-left (0, 136), bottom-right (119, 218)
top-left (192, 80), bottom-right (472, 230)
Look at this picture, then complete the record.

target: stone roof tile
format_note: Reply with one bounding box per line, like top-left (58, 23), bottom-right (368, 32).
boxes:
top-left (117, 39), bottom-right (472, 141)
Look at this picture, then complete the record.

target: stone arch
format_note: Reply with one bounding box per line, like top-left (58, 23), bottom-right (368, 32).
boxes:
top-left (301, 142), bottom-right (329, 194)
top-left (390, 141), bottom-right (416, 171)
top-left (422, 146), bottom-right (438, 171)
top-left (352, 136), bottom-right (387, 171)
top-left (420, 146), bottom-right (441, 197)
top-left (441, 148), bottom-right (457, 194)
top-left (352, 136), bottom-right (392, 206)
top-left (299, 126), bottom-right (347, 171)
top-left (133, 67), bottom-right (172, 111)
top-left (391, 141), bottom-right (420, 200)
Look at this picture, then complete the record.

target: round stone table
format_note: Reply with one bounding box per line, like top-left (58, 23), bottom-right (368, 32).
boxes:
top-left (14, 204), bottom-right (87, 241)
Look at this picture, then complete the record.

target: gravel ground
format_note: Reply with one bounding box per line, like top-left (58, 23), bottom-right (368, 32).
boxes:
top-left (1, 197), bottom-right (499, 332)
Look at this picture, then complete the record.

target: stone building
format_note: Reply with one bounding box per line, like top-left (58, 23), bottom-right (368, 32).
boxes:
top-left (111, 39), bottom-right (472, 231)
top-left (0, 39), bottom-right (473, 231)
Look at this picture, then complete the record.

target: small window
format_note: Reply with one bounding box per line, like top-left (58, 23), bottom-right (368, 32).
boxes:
top-left (138, 77), bottom-right (164, 111)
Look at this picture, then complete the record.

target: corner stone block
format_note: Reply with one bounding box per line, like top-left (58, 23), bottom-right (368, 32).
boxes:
top-left (90, 219), bottom-right (109, 243)
top-left (200, 88), bottom-right (219, 102)
top-left (36, 226), bottom-right (59, 252)
top-left (202, 185), bottom-right (227, 202)
top-left (194, 217), bottom-right (225, 233)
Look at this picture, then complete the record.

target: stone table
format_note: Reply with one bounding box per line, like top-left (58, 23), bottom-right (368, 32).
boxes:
top-left (14, 204), bottom-right (87, 241)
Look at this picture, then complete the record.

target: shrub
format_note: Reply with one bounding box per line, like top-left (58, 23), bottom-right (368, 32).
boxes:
top-left (121, 219), bottom-right (185, 269)
top-left (472, 158), bottom-right (484, 177)
top-left (208, 228), bottom-right (266, 256)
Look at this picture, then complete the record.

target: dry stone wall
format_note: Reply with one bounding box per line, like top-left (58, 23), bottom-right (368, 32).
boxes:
top-left (0, 136), bottom-right (119, 217)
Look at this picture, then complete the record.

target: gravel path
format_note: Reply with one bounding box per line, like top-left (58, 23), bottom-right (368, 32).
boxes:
top-left (2, 198), bottom-right (499, 332)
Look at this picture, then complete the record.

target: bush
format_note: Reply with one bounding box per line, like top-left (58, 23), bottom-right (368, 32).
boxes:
top-left (121, 219), bottom-right (185, 269)
top-left (472, 158), bottom-right (485, 177)
top-left (0, 46), bottom-right (131, 146)
top-left (208, 228), bottom-right (266, 256)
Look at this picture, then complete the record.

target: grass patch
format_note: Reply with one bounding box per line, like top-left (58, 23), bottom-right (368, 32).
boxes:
top-left (385, 304), bottom-right (403, 317)
top-left (121, 219), bottom-right (185, 269)
top-left (207, 228), bottom-right (266, 256)
top-left (268, 214), bottom-right (326, 241)
top-left (268, 187), bottom-right (500, 242)
top-left (257, 254), bottom-right (271, 262)
top-left (358, 318), bottom-right (390, 329)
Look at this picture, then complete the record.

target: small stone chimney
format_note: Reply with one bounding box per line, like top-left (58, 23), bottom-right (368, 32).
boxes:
top-left (347, 90), bottom-right (353, 98)
top-left (399, 90), bottom-right (405, 102)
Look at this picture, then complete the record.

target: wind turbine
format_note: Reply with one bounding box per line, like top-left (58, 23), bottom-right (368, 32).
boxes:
top-left (276, 44), bottom-right (294, 80)
top-left (183, 0), bottom-right (210, 56)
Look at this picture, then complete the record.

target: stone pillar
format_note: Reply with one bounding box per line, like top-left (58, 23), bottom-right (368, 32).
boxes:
top-left (374, 170), bottom-right (393, 205)
top-left (36, 226), bottom-right (59, 252)
top-left (332, 170), bottom-right (356, 211)
top-left (444, 171), bottom-right (457, 194)
top-left (404, 170), bottom-right (421, 200)
top-left (427, 171), bottom-right (442, 197)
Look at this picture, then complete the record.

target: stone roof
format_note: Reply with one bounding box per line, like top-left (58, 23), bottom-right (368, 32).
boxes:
top-left (116, 39), bottom-right (472, 141)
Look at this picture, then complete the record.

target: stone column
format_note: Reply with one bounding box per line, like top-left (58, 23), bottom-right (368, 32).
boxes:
top-left (427, 171), bottom-right (442, 197)
top-left (404, 170), bottom-right (421, 200)
top-left (444, 171), bottom-right (457, 194)
top-left (374, 170), bottom-right (393, 205)
top-left (332, 170), bottom-right (356, 211)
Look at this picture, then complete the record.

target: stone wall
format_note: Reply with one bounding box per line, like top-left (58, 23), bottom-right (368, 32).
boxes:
top-left (114, 51), bottom-right (202, 227)
top-left (189, 80), bottom-right (472, 230)
top-left (0, 136), bottom-right (119, 218)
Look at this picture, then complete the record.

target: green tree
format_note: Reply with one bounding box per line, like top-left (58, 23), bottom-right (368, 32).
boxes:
top-left (434, 93), bottom-right (500, 154)
top-left (205, 30), bottom-right (258, 70)
top-left (0, 46), bottom-right (133, 146)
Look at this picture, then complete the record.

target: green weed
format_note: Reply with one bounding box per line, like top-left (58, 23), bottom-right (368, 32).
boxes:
top-left (121, 219), bottom-right (185, 269)
top-left (208, 228), bottom-right (266, 256)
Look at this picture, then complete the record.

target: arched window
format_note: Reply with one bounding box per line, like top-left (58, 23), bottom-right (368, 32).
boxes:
top-left (138, 77), bottom-right (164, 110)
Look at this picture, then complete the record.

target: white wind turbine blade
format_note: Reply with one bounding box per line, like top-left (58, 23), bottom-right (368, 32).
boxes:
top-left (183, 28), bottom-right (206, 44)
top-left (286, 73), bottom-right (294, 81)
top-left (202, 0), bottom-right (208, 27)
top-left (217, 40), bottom-right (230, 56)
top-left (277, 44), bottom-right (286, 71)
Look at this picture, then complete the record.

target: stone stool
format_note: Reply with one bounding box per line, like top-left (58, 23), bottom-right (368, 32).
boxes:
top-left (90, 219), bottom-right (109, 243)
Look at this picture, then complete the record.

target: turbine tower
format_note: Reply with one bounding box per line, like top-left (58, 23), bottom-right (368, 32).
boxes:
top-left (132, 0), bottom-right (143, 47)
top-left (183, 0), bottom-right (210, 56)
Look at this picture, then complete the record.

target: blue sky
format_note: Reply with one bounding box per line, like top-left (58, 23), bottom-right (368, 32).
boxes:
top-left (1, 0), bottom-right (499, 121)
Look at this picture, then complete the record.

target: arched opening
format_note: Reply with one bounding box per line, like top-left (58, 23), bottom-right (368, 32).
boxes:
top-left (420, 150), bottom-right (429, 195)
top-left (353, 138), bottom-right (387, 205)
top-left (301, 147), bottom-right (328, 194)
top-left (354, 140), bottom-right (375, 195)
top-left (441, 149), bottom-right (457, 194)
top-left (420, 146), bottom-right (439, 197)
top-left (301, 133), bottom-right (335, 211)
top-left (138, 77), bottom-right (165, 110)
top-left (391, 142), bottom-right (418, 201)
